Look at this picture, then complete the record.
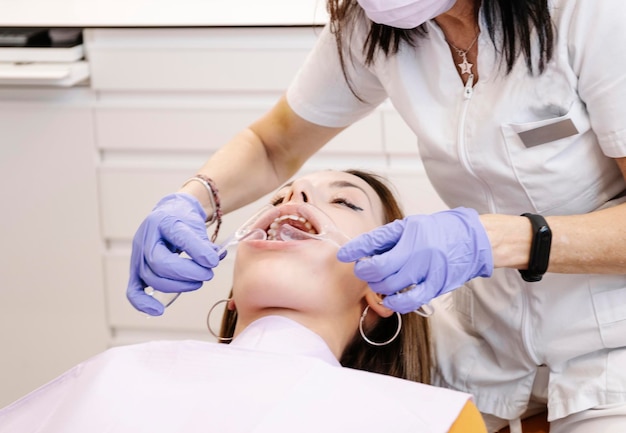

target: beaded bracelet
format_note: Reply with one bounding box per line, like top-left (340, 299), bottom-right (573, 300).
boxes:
top-left (182, 174), bottom-right (222, 242)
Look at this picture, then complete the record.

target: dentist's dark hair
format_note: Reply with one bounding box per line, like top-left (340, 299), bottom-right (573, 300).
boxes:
top-left (218, 169), bottom-right (432, 385)
top-left (327, 0), bottom-right (554, 99)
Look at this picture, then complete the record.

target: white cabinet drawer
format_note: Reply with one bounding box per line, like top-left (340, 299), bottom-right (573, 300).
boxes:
top-left (85, 27), bottom-right (319, 91)
top-left (0, 61), bottom-right (89, 87)
top-left (95, 101), bottom-right (271, 151)
top-left (99, 167), bottom-right (185, 241)
top-left (98, 166), bottom-right (273, 241)
top-left (95, 97), bottom-right (385, 154)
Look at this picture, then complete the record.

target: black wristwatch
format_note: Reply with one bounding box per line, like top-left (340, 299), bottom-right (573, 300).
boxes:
top-left (519, 213), bottom-right (552, 282)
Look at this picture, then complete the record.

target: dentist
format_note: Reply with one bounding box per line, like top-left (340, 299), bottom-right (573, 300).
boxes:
top-left (127, 0), bottom-right (626, 431)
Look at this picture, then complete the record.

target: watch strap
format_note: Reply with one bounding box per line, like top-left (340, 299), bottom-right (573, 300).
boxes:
top-left (519, 213), bottom-right (552, 282)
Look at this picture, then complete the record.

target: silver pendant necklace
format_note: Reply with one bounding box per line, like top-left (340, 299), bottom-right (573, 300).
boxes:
top-left (447, 33), bottom-right (479, 76)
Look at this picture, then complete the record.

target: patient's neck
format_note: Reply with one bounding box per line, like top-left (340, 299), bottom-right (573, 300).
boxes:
top-left (234, 310), bottom-right (356, 360)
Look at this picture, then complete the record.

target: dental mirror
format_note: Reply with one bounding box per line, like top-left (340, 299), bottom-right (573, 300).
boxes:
top-left (276, 223), bottom-right (351, 249)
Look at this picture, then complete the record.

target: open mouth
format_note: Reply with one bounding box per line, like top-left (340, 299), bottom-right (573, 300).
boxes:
top-left (267, 214), bottom-right (317, 240)
top-left (253, 204), bottom-right (322, 242)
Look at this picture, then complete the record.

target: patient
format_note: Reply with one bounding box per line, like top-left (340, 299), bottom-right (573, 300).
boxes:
top-left (0, 169), bottom-right (486, 433)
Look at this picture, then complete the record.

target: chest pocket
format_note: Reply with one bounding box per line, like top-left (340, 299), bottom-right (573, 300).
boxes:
top-left (499, 99), bottom-right (612, 214)
top-left (592, 282), bottom-right (626, 349)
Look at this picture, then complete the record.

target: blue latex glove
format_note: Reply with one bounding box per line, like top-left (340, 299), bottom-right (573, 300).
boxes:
top-left (337, 207), bottom-right (493, 314)
top-left (127, 193), bottom-right (221, 316)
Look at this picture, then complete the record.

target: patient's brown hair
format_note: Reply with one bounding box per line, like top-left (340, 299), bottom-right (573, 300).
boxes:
top-left (219, 169), bottom-right (431, 385)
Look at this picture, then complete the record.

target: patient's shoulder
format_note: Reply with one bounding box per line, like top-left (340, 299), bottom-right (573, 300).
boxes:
top-left (82, 339), bottom-right (215, 371)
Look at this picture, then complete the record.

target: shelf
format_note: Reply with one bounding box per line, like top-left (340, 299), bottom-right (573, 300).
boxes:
top-left (0, 61), bottom-right (89, 86)
top-left (0, 44), bottom-right (84, 62)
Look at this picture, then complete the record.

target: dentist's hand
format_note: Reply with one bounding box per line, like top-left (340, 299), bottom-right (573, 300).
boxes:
top-left (127, 193), bottom-right (221, 316)
top-left (337, 207), bottom-right (493, 313)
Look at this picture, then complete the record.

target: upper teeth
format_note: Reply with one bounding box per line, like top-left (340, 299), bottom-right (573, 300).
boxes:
top-left (267, 215), bottom-right (315, 240)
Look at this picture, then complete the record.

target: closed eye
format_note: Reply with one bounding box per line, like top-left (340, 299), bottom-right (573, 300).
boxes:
top-left (332, 198), bottom-right (363, 211)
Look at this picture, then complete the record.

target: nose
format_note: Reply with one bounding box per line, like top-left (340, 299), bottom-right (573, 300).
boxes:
top-left (283, 179), bottom-right (312, 204)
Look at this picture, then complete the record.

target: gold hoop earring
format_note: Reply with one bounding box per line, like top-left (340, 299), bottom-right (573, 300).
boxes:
top-left (206, 299), bottom-right (233, 341)
top-left (359, 305), bottom-right (402, 347)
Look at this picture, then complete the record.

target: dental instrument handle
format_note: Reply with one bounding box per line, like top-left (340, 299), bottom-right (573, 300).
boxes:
top-left (217, 228), bottom-right (267, 256)
top-left (146, 290), bottom-right (180, 310)
top-left (216, 233), bottom-right (237, 257)
top-left (149, 228), bottom-right (267, 311)
top-left (150, 239), bottom-right (233, 309)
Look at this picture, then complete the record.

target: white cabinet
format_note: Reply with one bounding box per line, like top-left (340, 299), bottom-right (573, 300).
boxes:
top-left (0, 87), bottom-right (109, 407)
top-left (86, 27), bottom-right (323, 344)
top-left (87, 28), bottom-right (318, 91)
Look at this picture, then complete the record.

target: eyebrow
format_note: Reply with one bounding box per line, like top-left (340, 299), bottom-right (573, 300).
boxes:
top-left (329, 180), bottom-right (369, 198)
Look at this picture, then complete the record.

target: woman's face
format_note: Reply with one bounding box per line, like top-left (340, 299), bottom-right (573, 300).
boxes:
top-left (231, 170), bottom-right (386, 327)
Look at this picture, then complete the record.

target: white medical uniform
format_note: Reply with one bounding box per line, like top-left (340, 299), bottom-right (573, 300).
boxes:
top-left (285, 0), bottom-right (626, 427)
top-left (0, 316), bottom-right (471, 433)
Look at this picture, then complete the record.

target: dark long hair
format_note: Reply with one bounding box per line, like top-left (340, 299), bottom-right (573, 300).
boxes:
top-left (219, 169), bottom-right (431, 385)
top-left (327, 0), bottom-right (554, 96)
